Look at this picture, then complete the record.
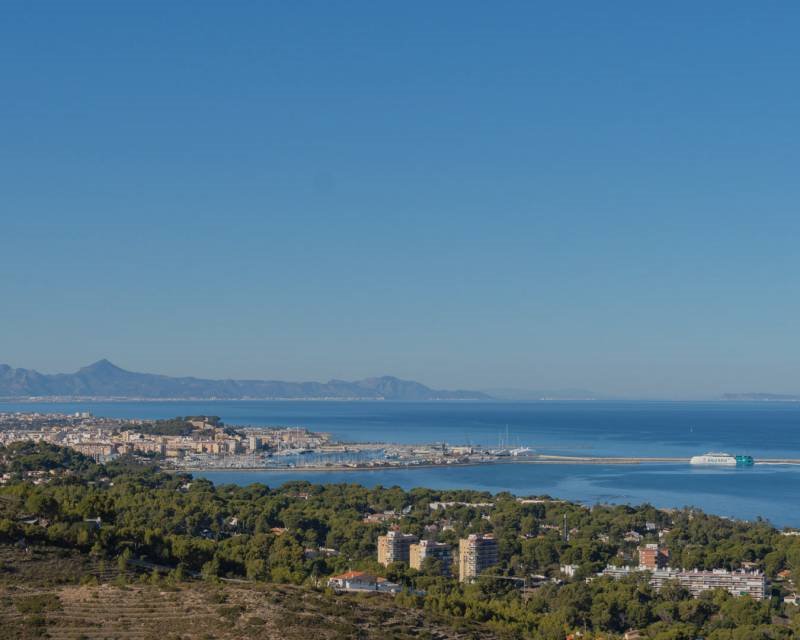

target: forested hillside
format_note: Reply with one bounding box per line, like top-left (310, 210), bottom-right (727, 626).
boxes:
top-left (1, 442), bottom-right (799, 639)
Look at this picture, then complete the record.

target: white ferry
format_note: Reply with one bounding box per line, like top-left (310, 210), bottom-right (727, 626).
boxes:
top-left (689, 452), bottom-right (737, 465)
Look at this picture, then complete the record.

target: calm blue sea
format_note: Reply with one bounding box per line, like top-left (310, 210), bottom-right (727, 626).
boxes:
top-left (2, 400), bottom-right (799, 526)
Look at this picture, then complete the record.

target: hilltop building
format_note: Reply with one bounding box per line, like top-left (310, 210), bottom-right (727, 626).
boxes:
top-left (409, 540), bottom-right (452, 575)
top-left (458, 533), bottom-right (498, 582)
top-left (377, 531), bottom-right (419, 566)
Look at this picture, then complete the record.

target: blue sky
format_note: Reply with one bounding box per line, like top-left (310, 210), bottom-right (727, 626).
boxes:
top-left (2, 2), bottom-right (799, 397)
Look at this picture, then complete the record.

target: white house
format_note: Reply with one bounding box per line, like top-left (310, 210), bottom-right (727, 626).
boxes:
top-left (327, 571), bottom-right (401, 594)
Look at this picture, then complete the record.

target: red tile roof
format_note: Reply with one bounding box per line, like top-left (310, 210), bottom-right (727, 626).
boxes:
top-left (330, 570), bottom-right (375, 581)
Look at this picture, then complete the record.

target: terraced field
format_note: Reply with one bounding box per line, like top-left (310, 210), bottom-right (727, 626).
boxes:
top-left (0, 583), bottom-right (497, 640)
top-left (0, 545), bottom-right (132, 587)
top-left (0, 546), bottom-right (497, 640)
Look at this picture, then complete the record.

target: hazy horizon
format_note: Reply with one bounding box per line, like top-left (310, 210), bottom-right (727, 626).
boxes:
top-left (0, 358), bottom-right (795, 401)
top-left (3, 3), bottom-right (799, 398)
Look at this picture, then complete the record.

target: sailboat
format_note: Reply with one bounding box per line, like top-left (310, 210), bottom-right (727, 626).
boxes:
top-left (510, 446), bottom-right (534, 457)
top-left (491, 425), bottom-right (533, 456)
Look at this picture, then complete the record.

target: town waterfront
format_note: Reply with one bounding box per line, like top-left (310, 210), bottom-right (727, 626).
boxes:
top-left (2, 400), bottom-right (799, 526)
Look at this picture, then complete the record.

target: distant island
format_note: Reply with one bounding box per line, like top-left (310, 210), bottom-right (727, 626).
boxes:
top-left (0, 359), bottom-right (490, 401)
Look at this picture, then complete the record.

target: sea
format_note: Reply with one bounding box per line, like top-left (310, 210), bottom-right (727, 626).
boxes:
top-left (2, 400), bottom-right (799, 527)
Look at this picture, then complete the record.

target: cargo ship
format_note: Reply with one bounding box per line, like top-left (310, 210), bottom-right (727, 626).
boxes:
top-left (690, 452), bottom-right (754, 466)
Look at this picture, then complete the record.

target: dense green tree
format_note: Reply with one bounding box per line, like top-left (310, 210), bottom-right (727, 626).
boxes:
top-left (1, 441), bottom-right (795, 638)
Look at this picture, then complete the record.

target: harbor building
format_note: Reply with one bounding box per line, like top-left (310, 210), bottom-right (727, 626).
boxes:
top-left (458, 533), bottom-right (499, 582)
top-left (409, 540), bottom-right (452, 575)
top-left (377, 531), bottom-right (419, 566)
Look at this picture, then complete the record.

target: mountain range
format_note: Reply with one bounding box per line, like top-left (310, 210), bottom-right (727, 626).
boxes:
top-left (0, 360), bottom-right (490, 401)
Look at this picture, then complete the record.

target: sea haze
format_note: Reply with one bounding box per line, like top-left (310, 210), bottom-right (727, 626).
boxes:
top-left (2, 400), bottom-right (799, 526)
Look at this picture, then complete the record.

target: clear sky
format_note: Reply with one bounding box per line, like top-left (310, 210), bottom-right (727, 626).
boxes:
top-left (2, 2), bottom-right (799, 398)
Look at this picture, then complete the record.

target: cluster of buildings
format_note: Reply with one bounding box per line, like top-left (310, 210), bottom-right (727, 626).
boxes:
top-left (329, 531), bottom-right (501, 593)
top-left (374, 530), bottom-right (499, 583)
top-left (0, 468), bottom-right (68, 487)
top-left (0, 412), bottom-right (130, 448)
top-left (0, 412), bottom-right (331, 464)
top-left (377, 531), bottom-right (454, 576)
top-left (0, 411), bottom-right (94, 430)
top-left (600, 543), bottom-right (767, 600)
top-left (1, 412), bottom-right (525, 471)
top-left (3, 412), bottom-right (539, 475)
top-left (94, 423), bottom-right (255, 458)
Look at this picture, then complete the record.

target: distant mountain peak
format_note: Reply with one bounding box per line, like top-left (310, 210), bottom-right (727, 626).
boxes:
top-left (80, 358), bottom-right (123, 372)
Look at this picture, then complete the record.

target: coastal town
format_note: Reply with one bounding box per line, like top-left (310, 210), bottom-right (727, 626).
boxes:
top-left (3, 412), bottom-right (800, 475)
top-left (2, 419), bottom-right (800, 639)
top-left (0, 411), bottom-right (538, 472)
